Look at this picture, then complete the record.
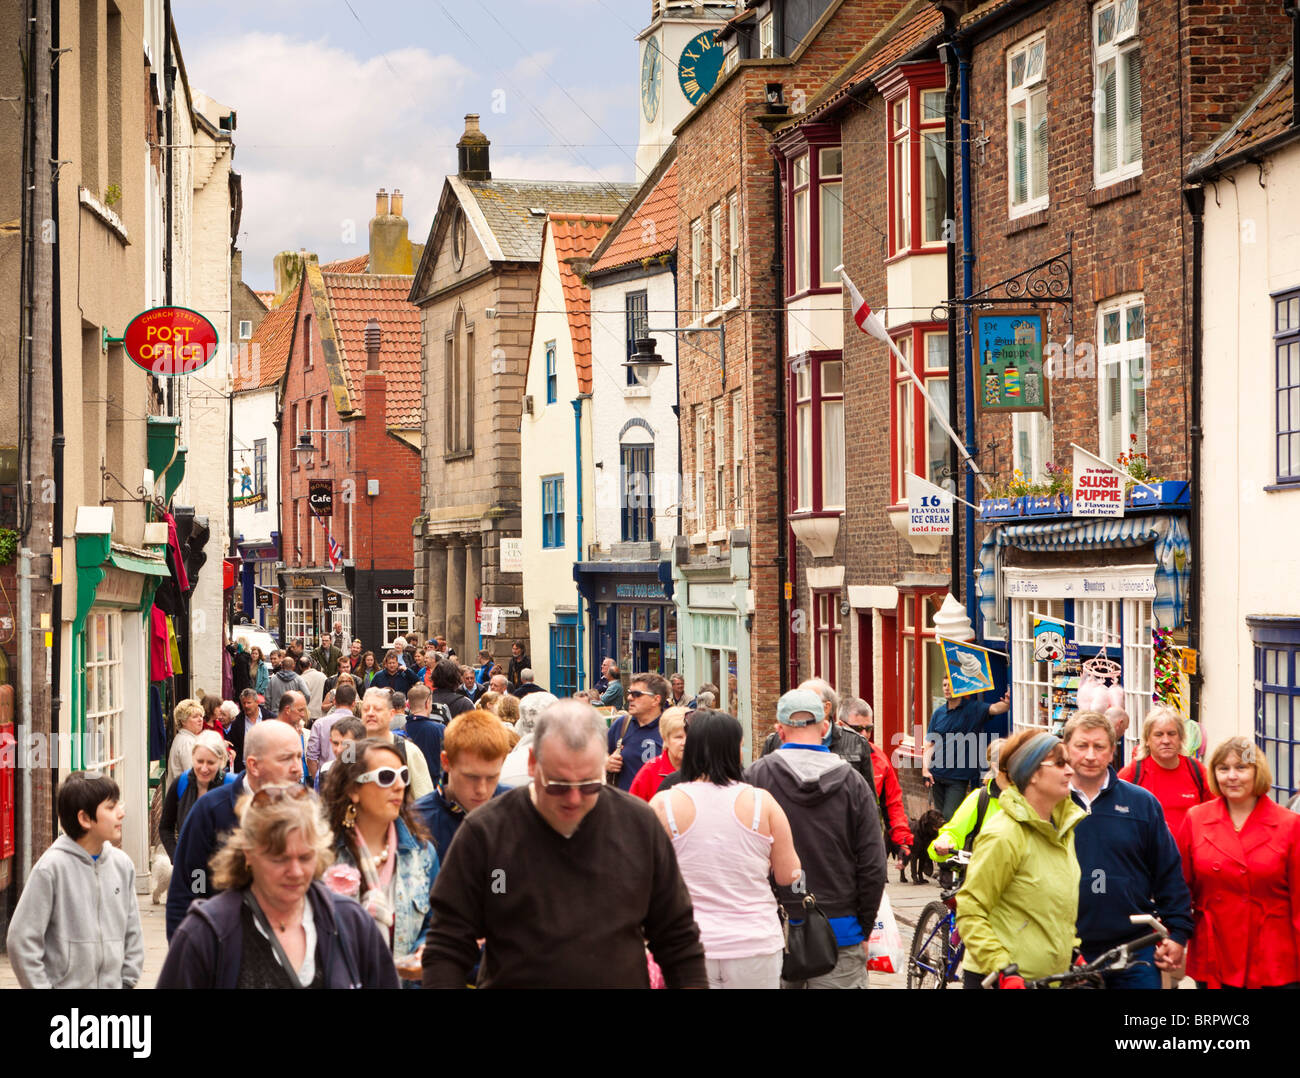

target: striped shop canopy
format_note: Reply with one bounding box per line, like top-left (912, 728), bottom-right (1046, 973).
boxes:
top-left (977, 515), bottom-right (1191, 637)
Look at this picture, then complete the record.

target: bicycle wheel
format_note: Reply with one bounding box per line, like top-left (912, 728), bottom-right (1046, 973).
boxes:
top-left (907, 901), bottom-right (953, 989)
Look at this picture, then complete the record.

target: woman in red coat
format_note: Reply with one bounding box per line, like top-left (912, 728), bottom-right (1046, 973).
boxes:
top-left (1177, 736), bottom-right (1300, 989)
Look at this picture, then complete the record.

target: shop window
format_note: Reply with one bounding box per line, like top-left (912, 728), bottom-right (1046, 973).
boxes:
top-left (383, 600), bottom-right (415, 644)
top-left (542, 475), bottom-right (565, 549)
top-left (890, 328), bottom-right (950, 505)
top-left (621, 444), bottom-right (654, 542)
top-left (881, 63), bottom-right (948, 257)
top-left (285, 598), bottom-right (314, 647)
top-left (550, 614), bottom-right (578, 700)
top-left (625, 291), bottom-right (648, 386)
top-left (83, 611), bottom-right (124, 783)
top-left (790, 353), bottom-right (845, 514)
top-left (813, 591), bottom-right (842, 690)
top-left (1093, 0), bottom-right (1142, 186)
top-left (1097, 294), bottom-right (1146, 462)
top-left (1274, 288), bottom-right (1300, 484)
top-left (1008, 32), bottom-right (1048, 217)
top-left (1249, 618), bottom-right (1300, 803)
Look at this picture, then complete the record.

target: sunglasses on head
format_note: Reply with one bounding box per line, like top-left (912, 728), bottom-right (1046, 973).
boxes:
top-left (251, 784), bottom-right (311, 807)
top-left (355, 765), bottom-right (410, 788)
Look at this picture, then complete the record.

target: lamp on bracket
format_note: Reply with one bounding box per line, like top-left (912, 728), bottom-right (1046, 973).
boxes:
top-left (622, 336), bottom-right (669, 387)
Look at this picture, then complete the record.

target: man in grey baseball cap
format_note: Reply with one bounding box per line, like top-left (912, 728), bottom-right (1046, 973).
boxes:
top-left (744, 689), bottom-right (887, 988)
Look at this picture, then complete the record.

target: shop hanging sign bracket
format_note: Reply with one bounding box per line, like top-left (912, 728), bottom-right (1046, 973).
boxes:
top-left (933, 233), bottom-right (1074, 337)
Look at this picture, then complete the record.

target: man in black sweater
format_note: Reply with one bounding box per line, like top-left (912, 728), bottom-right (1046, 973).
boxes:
top-left (422, 699), bottom-right (706, 989)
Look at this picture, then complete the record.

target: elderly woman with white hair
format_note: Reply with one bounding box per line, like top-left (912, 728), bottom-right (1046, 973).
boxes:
top-left (166, 699), bottom-right (205, 787)
top-left (1117, 705), bottom-right (1212, 837)
top-left (498, 691), bottom-right (558, 788)
top-left (159, 729), bottom-right (237, 858)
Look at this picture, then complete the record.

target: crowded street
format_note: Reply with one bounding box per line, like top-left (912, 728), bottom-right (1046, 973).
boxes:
top-left (1, 0), bottom-right (1298, 1048)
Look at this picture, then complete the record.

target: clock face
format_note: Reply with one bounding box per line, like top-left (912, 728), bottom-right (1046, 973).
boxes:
top-left (641, 39), bottom-right (663, 122)
top-left (678, 31), bottom-right (725, 107)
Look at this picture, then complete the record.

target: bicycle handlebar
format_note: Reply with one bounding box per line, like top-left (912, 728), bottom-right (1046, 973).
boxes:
top-left (980, 915), bottom-right (1169, 989)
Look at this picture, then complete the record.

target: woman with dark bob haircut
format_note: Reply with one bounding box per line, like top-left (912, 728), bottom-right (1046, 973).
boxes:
top-left (649, 710), bottom-right (800, 989)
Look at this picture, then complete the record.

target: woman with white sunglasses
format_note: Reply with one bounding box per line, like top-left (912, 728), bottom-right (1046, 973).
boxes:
top-left (322, 738), bottom-right (440, 984)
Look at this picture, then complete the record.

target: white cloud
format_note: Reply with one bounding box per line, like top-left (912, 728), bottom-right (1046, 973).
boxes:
top-left (185, 32), bottom-right (471, 286)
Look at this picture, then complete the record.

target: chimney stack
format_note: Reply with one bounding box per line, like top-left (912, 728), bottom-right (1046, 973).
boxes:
top-left (457, 114), bottom-right (491, 180)
top-left (368, 187), bottom-right (412, 275)
top-left (364, 318), bottom-right (382, 373)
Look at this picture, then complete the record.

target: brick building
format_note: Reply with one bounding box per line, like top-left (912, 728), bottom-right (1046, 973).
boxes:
top-left (276, 190), bottom-right (424, 655)
top-left (409, 116), bottom-right (636, 661)
top-left (672, 0), bottom-right (906, 756)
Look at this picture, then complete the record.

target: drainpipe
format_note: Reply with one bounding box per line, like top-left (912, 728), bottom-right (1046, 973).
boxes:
top-left (942, 23), bottom-right (960, 600)
top-left (572, 396), bottom-right (586, 691)
top-left (1183, 185), bottom-right (1205, 727)
top-left (957, 40), bottom-right (978, 627)
top-left (50, 0), bottom-right (64, 757)
top-left (773, 158), bottom-right (792, 694)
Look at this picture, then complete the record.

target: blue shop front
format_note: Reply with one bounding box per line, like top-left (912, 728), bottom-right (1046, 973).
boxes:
top-left (575, 558), bottom-right (678, 681)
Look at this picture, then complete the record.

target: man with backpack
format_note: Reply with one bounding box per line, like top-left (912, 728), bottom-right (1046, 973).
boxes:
top-left (1116, 706), bottom-right (1212, 837)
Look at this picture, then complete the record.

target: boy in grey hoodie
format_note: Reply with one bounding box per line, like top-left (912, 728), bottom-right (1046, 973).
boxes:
top-left (6, 772), bottom-right (143, 989)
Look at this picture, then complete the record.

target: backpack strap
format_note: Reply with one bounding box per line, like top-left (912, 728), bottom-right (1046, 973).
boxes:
top-left (1134, 757), bottom-right (1144, 786)
top-left (177, 771), bottom-right (189, 800)
top-left (964, 785), bottom-right (993, 853)
top-left (1186, 756), bottom-right (1208, 801)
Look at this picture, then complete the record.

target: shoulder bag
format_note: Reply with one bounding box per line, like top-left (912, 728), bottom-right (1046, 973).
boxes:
top-left (778, 893), bottom-right (839, 982)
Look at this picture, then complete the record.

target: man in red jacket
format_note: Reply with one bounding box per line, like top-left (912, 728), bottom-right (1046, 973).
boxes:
top-left (839, 697), bottom-right (912, 868)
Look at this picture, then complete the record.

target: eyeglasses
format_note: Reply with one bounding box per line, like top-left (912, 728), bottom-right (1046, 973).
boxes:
top-left (534, 766), bottom-right (604, 797)
top-left (251, 784), bottom-right (312, 807)
top-left (355, 766), bottom-right (410, 788)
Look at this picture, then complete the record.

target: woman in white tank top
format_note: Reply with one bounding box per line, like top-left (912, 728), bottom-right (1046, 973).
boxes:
top-left (650, 710), bottom-right (801, 989)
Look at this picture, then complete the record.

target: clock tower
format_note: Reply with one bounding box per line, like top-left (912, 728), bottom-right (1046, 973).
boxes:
top-left (636, 1), bottom-right (736, 178)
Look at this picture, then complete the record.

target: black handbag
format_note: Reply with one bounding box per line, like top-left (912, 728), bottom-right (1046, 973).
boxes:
top-left (778, 893), bottom-right (839, 982)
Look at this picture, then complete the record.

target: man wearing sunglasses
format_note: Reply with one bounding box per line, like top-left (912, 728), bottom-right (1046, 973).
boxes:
top-left (165, 719), bottom-right (304, 940)
top-left (605, 673), bottom-right (669, 793)
top-left (423, 700), bottom-right (706, 988)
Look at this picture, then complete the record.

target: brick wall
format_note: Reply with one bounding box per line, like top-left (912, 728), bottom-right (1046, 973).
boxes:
top-left (675, 0), bottom-right (907, 746)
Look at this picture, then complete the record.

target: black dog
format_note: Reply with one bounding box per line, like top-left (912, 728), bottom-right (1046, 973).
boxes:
top-left (901, 810), bottom-right (946, 884)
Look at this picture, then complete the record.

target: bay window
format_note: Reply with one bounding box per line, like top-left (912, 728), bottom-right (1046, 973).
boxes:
top-left (792, 154), bottom-right (809, 295)
top-left (1093, 0), bottom-right (1142, 185)
top-left (890, 327), bottom-right (950, 504)
top-left (879, 63), bottom-right (949, 258)
top-left (1008, 33), bottom-right (1048, 216)
top-left (789, 352), bottom-right (845, 515)
top-left (819, 148), bottom-right (843, 285)
top-left (782, 131), bottom-right (843, 297)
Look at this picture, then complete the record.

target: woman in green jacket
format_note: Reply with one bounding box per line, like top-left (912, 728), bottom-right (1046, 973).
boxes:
top-left (956, 728), bottom-right (1085, 988)
top-left (930, 738), bottom-right (1006, 865)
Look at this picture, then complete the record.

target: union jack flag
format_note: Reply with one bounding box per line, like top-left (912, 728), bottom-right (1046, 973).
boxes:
top-left (326, 530), bottom-right (344, 569)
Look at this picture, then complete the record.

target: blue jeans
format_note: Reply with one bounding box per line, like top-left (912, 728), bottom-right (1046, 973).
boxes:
top-left (931, 778), bottom-right (971, 821)
top-left (1085, 943), bottom-right (1161, 989)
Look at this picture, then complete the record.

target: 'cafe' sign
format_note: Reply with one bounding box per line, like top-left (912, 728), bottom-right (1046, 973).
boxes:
top-left (308, 479), bottom-right (333, 518)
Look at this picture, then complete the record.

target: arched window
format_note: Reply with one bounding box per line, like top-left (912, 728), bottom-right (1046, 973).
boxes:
top-left (445, 306), bottom-right (474, 456)
top-left (620, 431), bottom-right (654, 543)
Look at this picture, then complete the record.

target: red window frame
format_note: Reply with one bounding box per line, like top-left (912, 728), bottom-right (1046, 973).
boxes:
top-left (892, 587), bottom-right (949, 752)
top-left (787, 350), bottom-right (845, 516)
top-left (778, 122), bottom-right (843, 301)
top-left (888, 322), bottom-right (949, 506)
top-left (813, 590), bottom-right (842, 689)
top-left (877, 61), bottom-right (947, 260)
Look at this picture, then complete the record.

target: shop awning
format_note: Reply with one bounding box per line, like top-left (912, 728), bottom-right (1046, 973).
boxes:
top-left (108, 546), bottom-right (170, 578)
top-left (977, 515), bottom-right (1191, 636)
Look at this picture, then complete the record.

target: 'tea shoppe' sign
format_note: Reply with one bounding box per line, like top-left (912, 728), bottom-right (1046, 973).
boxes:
top-left (1072, 445), bottom-right (1125, 517)
top-left (122, 307), bottom-right (219, 376)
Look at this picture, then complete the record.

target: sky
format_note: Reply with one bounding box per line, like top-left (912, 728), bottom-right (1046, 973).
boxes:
top-left (176, 0), bottom-right (646, 290)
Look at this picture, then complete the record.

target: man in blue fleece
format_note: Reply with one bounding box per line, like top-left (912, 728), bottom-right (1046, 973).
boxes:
top-left (1064, 712), bottom-right (1193, 988)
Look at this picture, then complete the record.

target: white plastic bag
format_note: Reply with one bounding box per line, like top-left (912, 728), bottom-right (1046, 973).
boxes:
top-left (867, 891), bottom-right (905, 974)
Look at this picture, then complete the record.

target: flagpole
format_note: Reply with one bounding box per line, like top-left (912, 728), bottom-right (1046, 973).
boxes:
top-left (907, 472), bottom-right (981, 512)
top-left (1069, 442), bottom-right (1162, 497)
top-left (836, 266), bottom-right (991, 493)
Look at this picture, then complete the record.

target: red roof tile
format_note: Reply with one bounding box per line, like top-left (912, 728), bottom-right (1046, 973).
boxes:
top-left (549, 213), bottom-right (617, 394)
top-left (322, 253), bottom-right (369, 273)
top-left (1191, 61), bottom-right (1295, 175)
top-left (234, 281), bottom-right (300, 392)
top-left (253, 289), bottom-right (275, 309)
top-left (321, 272), bottom-right (423, 428)
top-left (590, 160), bottom-right (678, 274)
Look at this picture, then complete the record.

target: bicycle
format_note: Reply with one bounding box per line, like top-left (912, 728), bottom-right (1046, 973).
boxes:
top-left (979, 914), bottom-right (1169, 989)
top-left (906, 849), bottom-right (970, 989)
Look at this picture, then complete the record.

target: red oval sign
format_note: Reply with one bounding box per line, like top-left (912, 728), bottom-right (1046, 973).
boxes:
top-left (122, 306), bottom-right (219, 376)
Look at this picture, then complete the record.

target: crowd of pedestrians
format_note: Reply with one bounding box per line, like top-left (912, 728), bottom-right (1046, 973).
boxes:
top-left (5, 630), bottom-right (1300, 991)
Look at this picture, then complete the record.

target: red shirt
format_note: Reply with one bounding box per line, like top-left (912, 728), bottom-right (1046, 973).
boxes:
top-left (1117, 755), bottom-right (1212, 839)
top-left (629, 751), bottom-right (677, 802)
